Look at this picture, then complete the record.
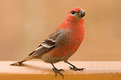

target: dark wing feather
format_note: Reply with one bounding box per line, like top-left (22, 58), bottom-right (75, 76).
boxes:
top-left (28, 29), bottom-right (64, 57)
top-left (28, 50), bottom-right (36, 56)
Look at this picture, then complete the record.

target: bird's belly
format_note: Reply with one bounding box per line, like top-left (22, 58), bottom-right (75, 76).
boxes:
top-left (41, 53), bottom-right (60, 63)
top-left (41, 32), bottom-right (83, 63)
top-left (41, 52), bottom-right (73, 63)
top-left (43, 38), bottom-right (82, 63)
top-left (40, 41), bottom-right (79, 63)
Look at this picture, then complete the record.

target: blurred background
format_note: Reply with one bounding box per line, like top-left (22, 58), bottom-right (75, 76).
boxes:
top-left (0, 0), bottom-right (121, 61)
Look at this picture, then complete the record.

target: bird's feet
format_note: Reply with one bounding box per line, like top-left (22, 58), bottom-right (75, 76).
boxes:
top-left (69, 66), bottom-right (85, 71)
top-left (10, 62), bottom-right (23, 66)
top-left (52, 68), bottom-right (64, 78)
top-left (65, 61), bottom-right (85, 71)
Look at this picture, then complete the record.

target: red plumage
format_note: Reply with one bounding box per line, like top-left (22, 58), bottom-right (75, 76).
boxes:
top-left (46, 7), bottom-right (85, 61)
top-left (11, 7), bottom-right (86, 78)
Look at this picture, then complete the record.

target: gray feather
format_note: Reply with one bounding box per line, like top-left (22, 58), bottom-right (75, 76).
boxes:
top-left (28, 29), bottom-right (66, 57)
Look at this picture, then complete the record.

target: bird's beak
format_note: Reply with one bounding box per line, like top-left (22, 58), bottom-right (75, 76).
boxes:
top-left (78, 10), bottom-right (85, 18)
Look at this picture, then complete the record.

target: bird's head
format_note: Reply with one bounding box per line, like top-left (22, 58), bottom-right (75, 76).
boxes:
top-left (67, 7), bottom-right (85, 21)
top-left (58, 7), bottom-right (85, 29)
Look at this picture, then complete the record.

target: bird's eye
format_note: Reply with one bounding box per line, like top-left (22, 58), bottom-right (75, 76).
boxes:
top-left (71, 11), bottom-right (75, 14)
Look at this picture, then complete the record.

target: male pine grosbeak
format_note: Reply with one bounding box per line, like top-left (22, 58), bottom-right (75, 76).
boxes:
top-left (11, 7), bottom-right (86, 78)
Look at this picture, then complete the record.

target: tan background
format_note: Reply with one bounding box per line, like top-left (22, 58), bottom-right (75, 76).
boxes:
top-left (0, 0), bottom-right (121, 61)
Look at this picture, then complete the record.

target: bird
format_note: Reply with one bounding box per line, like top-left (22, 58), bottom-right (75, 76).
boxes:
top-left (10, 7), bottom-right (86, 78)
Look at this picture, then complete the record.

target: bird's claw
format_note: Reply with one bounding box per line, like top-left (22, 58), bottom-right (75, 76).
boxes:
top-left (69, 66), bottom-right (85, 71)
top-left (52, 68), bottom-right (64, 78)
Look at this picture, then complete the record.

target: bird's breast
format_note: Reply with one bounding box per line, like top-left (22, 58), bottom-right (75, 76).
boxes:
top-left (48, 28), bottom-right (84, 58)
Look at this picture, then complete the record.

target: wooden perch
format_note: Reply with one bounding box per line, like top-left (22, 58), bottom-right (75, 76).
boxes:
top-left (0, 61), bottom-right (121, 80)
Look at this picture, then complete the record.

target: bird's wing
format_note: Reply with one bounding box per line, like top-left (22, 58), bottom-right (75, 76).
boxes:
top-left (28, 29), bottom-right (67, 57)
